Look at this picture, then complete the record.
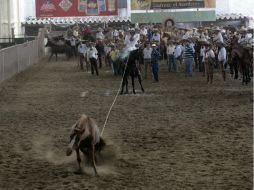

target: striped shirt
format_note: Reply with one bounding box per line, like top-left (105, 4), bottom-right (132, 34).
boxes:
top-left (183, 46), bottom-right (194, 59)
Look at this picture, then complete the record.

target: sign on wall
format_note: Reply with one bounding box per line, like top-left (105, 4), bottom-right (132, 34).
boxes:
top-left (36, 0), bottom-right (118, 17)
top-left (131, 0), bottom-right (216, 10)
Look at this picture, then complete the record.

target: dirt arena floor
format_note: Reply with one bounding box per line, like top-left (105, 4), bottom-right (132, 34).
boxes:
top-left (0, 57), bottom-right (253, 190)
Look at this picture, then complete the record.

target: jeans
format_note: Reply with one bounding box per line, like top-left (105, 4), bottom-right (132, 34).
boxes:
top-left (144, 59), bottom-right (151, 78)
top-left (168, 54), bottom-right (176, 72)
top-left (90, 58), bottom-right (99, 76)
top-left (152, 62), bottom-right (159, 81)
top-left (111, 60), bottom-right (119, 75)
top-left (185, 58), bottom-right (193, 77)
top-left (198, 56), bottom-right (204, 72)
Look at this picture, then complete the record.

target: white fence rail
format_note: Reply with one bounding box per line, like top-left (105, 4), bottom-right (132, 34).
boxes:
top-left (0, 40), bottom-right (39, 82)
top-left (0, 28), bottom-right (46, 83)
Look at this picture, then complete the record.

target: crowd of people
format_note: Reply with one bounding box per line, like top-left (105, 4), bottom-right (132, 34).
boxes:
top-left (54, 24), bottom-right (253, 84)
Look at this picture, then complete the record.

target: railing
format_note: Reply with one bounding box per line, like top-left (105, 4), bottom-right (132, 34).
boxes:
top-left (0, 37), bottom-right (36, 48)
top-left (0, 28), bottom-right (47, 83)
top-left (0, 39), bottom-right (39, 82)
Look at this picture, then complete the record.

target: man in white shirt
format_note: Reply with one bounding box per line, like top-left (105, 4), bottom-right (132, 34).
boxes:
top-left (151, 29), bottom-right (160, 44)
top-left (124, 28), bottom-right (139, 51)
top-left (143, 43), bottom-right (153, 78)
top-left (78, 41), bottom-right (88, 71)
top-left (213, 28), bottom-right (224, 43)
top-left (174, 41), bottom-right (183, 71)
top-left (95, 28), bottom-right (105, 40)
top-left (204, 42), bottom-right (215, 84)
top-left (167, 40), bottom-right (176, 72)
top-left (217, 42), bottom-right (227, 81)
top-left (70, 36), bottom-right (77, 57)
top-left (182, 29), bottom-right (190, 40)
top-left (140, 26), bottom-right (147, 36)
top-left (87, 42), bottom-right (99, 76)
top-left (113, 29), bottom-right (119, 40)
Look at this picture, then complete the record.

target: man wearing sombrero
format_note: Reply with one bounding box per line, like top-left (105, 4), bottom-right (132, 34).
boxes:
top-left (124, 28), bottom-right (139, 51)
top-left (217, 41), bottom-right (227, 81)
top-left (213, 27), bottom-right (224, 43)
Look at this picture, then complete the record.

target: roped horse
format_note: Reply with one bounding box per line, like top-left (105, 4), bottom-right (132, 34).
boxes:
top-left (120, 48), bottom-right (145, 95)
top-left (66, 114), bottom-right (106, 176)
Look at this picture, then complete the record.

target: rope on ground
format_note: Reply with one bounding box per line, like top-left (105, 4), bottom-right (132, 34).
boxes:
top-left (100, 55), bottom-right (129, 137)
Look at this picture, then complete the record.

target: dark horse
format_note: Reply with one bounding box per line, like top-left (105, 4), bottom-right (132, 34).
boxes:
top-left (230, 39), bottom-right (252, 85)
top-left (120, 48), bottom-right (145, 94)
top-left (46, 38), bottom-right (72, 61)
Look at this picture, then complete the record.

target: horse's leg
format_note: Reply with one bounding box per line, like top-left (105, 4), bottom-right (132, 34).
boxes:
top-left (234, 59), bottom-right (239, 79)
top-left (131, 75), bottom-right (136, 94)
top-left (120, 75), bottom-right (126, 95)
top-left (137, 73), bottom-right (144, 92)
top-left (241, 64), bottom-right (246, 85)
top-left (247, 63), bottom-right (251, 83)
top-left (48, 52), bottom-right (53, 62)
top-left (55, 53), bottom-right (58, 62)
top-left (76, 149), bottom-right (82, 171)
top-left (91, 144), bottom-right (98, 176)
top-left (125, 76), bottom-right (128, 94)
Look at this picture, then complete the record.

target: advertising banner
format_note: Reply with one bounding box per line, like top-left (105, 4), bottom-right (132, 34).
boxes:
top-left (131, 0), bottom-right (216, 10)
top-left (36, 0), bottom-right (118, 17)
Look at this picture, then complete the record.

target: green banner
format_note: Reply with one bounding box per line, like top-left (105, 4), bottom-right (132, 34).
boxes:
top-left (131, 11), bottom-right (216, 23)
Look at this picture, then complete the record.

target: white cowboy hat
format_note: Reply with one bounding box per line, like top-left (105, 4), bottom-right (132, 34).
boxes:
top-left (214, 27), bottom-right (221, 31)
top-left (151, 44), bottom-right (157, 47)
top-left (97, 27), bottom-right (103, 32)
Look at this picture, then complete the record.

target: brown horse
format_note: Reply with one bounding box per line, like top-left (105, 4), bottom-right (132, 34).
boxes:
top-left (66, 114), bottom-right (105, 176)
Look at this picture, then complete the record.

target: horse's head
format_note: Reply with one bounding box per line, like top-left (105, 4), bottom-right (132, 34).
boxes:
top-left (45, 38), bottom-right (56, 47)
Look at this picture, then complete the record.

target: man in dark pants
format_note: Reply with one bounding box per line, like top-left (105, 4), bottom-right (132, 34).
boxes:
top-left (70, 36), bottom-right (77, 57)
top-left (151, 44), bottom-right (161, 82)
top-left (95, 39), bottom-right (105, 68)
top-left (87, 42), bottom-right (99, 76)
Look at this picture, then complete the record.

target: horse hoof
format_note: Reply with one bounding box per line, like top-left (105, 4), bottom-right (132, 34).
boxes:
top-left (66, 148), bottom-right (72, 156)
top-left (74, 169), bottom-right (84, 175)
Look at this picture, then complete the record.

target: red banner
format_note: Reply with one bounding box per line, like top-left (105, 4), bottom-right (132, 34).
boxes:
top-left (36, 0), bottom-right (118, 17)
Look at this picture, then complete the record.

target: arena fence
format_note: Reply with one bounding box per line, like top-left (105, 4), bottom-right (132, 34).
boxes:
top-left (0, 28), bottom-right (46, 83)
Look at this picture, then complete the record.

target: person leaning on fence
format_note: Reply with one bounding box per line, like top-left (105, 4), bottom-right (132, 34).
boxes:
top-left (151, 44), bottom-right (161, 82)
top-left (204, 41), bottom-right (215, 84)
top-left (87, 42), bottom-right (99, 76)
top-left (143, 42), bottom-right (153, 79)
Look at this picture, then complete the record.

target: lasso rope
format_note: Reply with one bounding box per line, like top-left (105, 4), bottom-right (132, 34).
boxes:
top-left (100, 54), bottom-right (130, 137)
